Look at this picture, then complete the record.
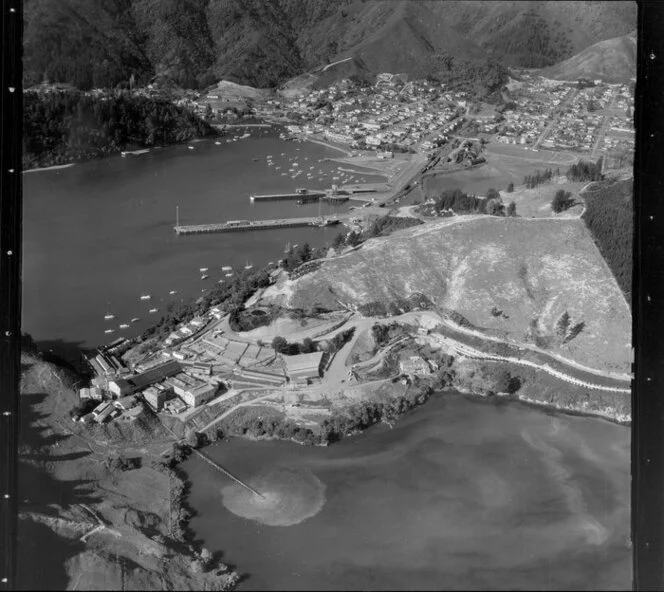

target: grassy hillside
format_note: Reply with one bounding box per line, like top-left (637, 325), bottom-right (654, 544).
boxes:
top-left (542, 32), bottom-right (637, 83)
top-left (432, 0), bottom-right (637, 68)
top-left (262, 216), bottom-right (631, 373)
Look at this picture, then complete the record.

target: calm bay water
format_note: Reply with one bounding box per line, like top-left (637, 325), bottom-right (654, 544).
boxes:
top-left (22, 128), bottom-right (382, 357)
top-left (183, 395), bottom-right (631, 591)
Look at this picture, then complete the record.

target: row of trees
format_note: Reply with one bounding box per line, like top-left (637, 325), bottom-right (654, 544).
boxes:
top-left (555, 311), bottom-right (586, 345)
top-left (566, 159), bottom-right (603, 182)
top-left (433, 188), bottom-right (516, 217)
top-left (331, 216), bottom-right (423, 251)
top-left (271, 335), bottom-right (317, 356)
top-left (23, 90), bottom-right (216, 168)
top-left (524, 168), bottom-right (559, 189)
top-left (282, 242), bottom-right (322, 272)
top-left (321, 385), bottom-right (435, 442)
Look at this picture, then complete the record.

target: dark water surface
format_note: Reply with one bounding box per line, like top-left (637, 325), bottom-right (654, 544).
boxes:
top-left (183, 395), bottom-right (630, 591)
top-left (23, 129), bottom-right (382, 355)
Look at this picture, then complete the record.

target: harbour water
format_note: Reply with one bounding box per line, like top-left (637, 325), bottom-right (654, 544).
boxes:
top-left (22, 128), bottom-right (383, 359)
top-left (23, 125), bottom-right (631, 591)
top-left (182, 394), bottom-right (631, 591)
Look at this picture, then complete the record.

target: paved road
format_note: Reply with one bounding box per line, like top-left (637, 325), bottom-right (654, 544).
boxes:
top-left (591, 91), bottom-right (618, 159)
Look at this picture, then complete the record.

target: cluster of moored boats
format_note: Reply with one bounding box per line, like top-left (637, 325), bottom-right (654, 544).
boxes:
top-left (264, 151), bottom-right (368, 186)
top-left (102, 291), bottom-right (178, 334)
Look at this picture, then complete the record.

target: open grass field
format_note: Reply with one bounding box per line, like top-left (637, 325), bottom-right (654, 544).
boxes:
top-left (262, 216), bottom-right (631, 373)
top-left (503, 180), bottom-right (587, 218)
top-left (425, 146), bottom-right (577, 199)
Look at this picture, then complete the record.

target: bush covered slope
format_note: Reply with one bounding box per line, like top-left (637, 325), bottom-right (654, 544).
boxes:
top-left (23, 0), bottom-right (637, 90)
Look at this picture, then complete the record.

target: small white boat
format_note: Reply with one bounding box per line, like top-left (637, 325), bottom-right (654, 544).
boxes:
top-left (215, 141), bottom-right (221, 145)
top-left (104, 329), bottom-right (115, 334)
top-left (225, 273), bottom-right (234, 277)
top-left (149, 308), bottom-right (158, 314)
top-left (217, 279), bottom-right (224, 284)
top-left (199, 267), bottom-right (208, 272)
top-left (104, 314), bottom-right (115, 320)
top-left (131, 317), bottom-right (140, 323)
top-left (140, 294), bottom-right (151, 301)
top-left (188, 146), bottom-right (195, 150)
top-left (244, 262), bottom-right (253, 270)
top-left (169, 290), bottom-right (177, 295)
top-left (119, 324), bottom-right (130, 329)
top-left (201, 274), bottom-right (209, 280)
top-left (222, 266), bottom-right (232, 271)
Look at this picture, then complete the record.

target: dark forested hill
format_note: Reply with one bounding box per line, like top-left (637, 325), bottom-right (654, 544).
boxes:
top-left (23, 0), bottom-right (637, 90)
top-left (581, 178), bottom-right (633, 305)
top-left (23, 90), bottom-right (217, 169)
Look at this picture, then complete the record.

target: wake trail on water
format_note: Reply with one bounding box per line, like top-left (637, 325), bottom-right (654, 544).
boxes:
top-left (221, 465), bottom-right (326, 526)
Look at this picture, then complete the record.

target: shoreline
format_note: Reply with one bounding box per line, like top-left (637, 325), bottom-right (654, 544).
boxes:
top-left (23, 162), bottom-right (76, 174)
top-left (302, 136), bottom-right (352, 157)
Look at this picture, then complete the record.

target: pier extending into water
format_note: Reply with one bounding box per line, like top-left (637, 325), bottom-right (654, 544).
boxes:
top-left (193, 448), bottom-right (265, 499)
top-left (251, 190), bottom-right (326, 202)
top-left (175, 216), bottom-right (339, 235)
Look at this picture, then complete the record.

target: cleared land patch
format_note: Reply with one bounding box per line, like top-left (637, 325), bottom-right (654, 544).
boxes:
top-left (261, 217), bottom-right (630, 373)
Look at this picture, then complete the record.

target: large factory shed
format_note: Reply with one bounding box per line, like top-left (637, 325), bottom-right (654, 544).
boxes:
top-left (283, 351), bottom-right (324, 386)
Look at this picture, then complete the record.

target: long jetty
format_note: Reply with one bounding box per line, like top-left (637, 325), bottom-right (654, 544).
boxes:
top-left (175, 216), bottom-right (339, 235)
top-left (250, 190), bottom-right (326, 202)
top-left (193, 448), bottom-right (265, 499)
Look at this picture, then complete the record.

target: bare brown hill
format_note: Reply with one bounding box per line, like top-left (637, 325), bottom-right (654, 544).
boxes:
top-left (260, 216), bottom-right (631, 374)
top-left (542, 31), bottom-right (637, 83)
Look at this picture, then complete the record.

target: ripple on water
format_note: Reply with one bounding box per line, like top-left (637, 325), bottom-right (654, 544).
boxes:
top-left (221, 465), bottom-right (326, 527)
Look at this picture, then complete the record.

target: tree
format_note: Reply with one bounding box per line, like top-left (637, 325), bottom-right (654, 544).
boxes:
top-left (507, 182), bottom-right (514, 193)
top-left (564, 321), bottom-right (585, 344)
top-left (272, 336), bottom-right (288, 353)
top-left (551, 189), bottom-right (573, 213)
top-left (301, 337), bottom-right (316, 353)
top-left (346, 231), bottom-right (362, 247)
top-left (486, 188), bottom-right (500, 200)
top-left (332, 232), bottom-right (345, 249)
top-left (486, 197), bottom-right (505, 216)
top-left (556, 311), bottom-right (571, 338)
top-left (506, 201), bottom-right (517, 217)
